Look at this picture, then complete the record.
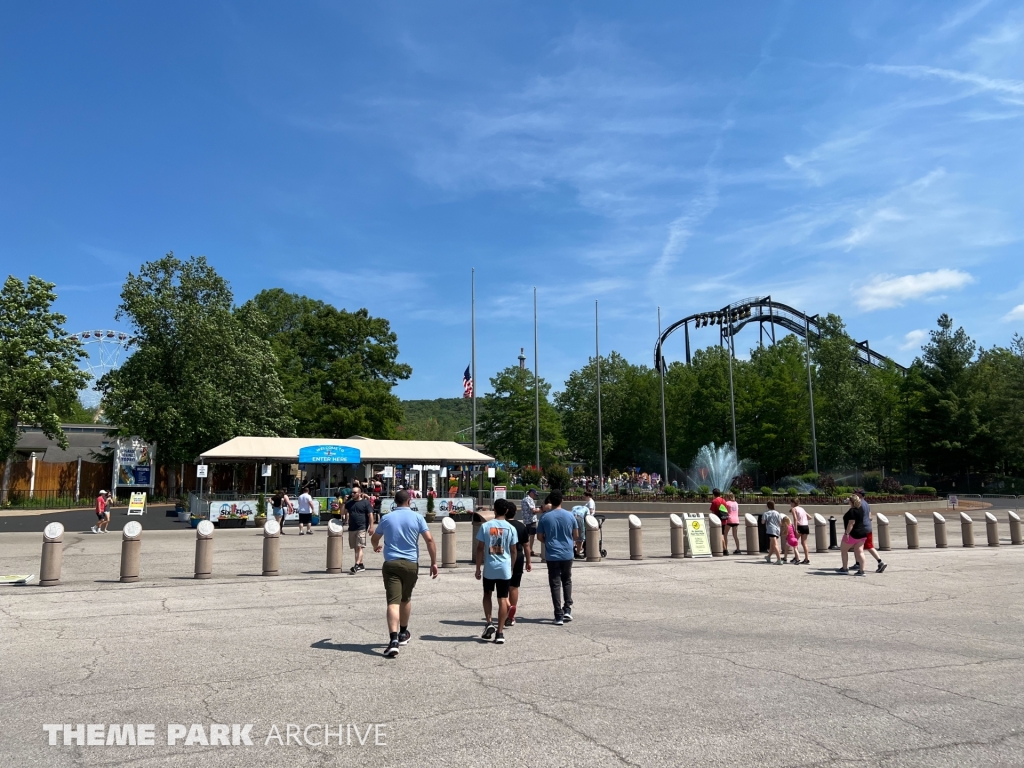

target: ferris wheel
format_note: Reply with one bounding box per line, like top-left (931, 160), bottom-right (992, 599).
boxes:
top-left (69, 330), bottom-right (134, 408)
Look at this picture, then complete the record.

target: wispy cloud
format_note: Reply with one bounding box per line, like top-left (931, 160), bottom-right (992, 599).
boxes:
top-left (936, 0), bottom-right (994, 34)
top-left (868, 64), bottom-right (1024, 96)
top-left (900, 329), bottom-right (928, 350)
top-left (857, 269), bottom-right (975, 311)
top-left (1003, 303), bottom-right (1024, 322)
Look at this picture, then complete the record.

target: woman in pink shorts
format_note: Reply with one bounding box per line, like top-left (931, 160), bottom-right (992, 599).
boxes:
top-left (839, 495), bottom-right (867, 575)
top-left (724, 492), bottom-right (741, 554)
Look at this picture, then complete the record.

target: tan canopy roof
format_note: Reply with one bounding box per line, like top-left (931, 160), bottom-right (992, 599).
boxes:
top-left (199, 436), bottom-right (493, 464)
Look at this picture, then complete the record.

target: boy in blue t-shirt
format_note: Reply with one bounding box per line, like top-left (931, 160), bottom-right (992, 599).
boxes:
top-left (475, 503), bottom-right (518, 644)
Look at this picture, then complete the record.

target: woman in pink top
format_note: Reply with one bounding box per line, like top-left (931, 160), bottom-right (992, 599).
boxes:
top-left (724, 492), bottom-right (741, 555)
top-left (789, 498), bottom-right (810, 564)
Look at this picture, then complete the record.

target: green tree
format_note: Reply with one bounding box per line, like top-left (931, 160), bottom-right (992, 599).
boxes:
top-left (910, 314), bottom-right (981, 478)
top-left (479, 365), bottom-right (564, 467)
top-left (99, 254), bottom-right (293, 486)
top-left (812, 314), bottom-right (871, 470)
top-left (244, 289), bottom-right (411, 439)
top-left (0, 275), bottom-right (89, 462)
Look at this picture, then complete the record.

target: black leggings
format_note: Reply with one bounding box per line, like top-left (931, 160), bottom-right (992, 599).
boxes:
top-left (546, 559), bottom-right (573, 617)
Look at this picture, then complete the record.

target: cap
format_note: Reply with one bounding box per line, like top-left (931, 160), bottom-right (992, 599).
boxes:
top-left (528, 487), bottom-right (537, 494)
top-left (99, 490), bottom-right (108, 495)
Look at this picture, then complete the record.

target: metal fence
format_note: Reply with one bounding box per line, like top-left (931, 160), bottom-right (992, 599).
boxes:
top-left (0, 489), bottom-right (96, 510)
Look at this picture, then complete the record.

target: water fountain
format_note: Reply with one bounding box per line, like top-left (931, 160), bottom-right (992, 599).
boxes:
top-left (686, 443), bottom-right (746, 492)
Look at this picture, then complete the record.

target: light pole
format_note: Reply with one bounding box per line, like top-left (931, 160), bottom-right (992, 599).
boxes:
top-left (596, 300), bottom-right (603, 490)
top-left (471, 267), bottom-right (479, 505)
top-left (805, 315), bottom-right (819, 474)
top-left (727, 315), bottom-right (738, 451)
top-left (533, 287), bottom-right (540, 472)
top-left (658, 307), bottom-right (668, 484)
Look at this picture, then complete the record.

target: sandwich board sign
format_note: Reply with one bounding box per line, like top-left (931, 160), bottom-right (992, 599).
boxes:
top-left (127, 492), bottom-right (147, 516)
top-left (493, 486), bottom-right (507, 500)
top-left (683, 512), bottom-right (713, 558)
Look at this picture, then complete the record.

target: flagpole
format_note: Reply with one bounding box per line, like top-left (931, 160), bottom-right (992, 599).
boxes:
top-left (534, 287), bottom-right (540, 472)
top-left (595, 300), bottom-right (603, 492)
top-left (658, 307), bottom-right (669, 485)
top-left (472, 268), bottom-right (479, 506)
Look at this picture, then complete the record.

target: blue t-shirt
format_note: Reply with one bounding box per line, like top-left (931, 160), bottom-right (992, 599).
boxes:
top-left (477, 519), bottom-right (517, 580)
top-left (860, 498), bottom-right (872, 532)
top-left (375, 507), bottom-right (428, 562)
top-left (537, 507), bottom-right (578, 561)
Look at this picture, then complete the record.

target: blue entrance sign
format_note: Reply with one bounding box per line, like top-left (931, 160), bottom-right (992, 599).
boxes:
top-left (298, 445), bottom-right (362, 464)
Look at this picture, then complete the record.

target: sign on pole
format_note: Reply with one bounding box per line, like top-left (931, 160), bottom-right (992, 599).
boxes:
top-left (196, 465), bottom-right (208, 478)
top-left (261, 464), bottom-right (272, 477)
top-left (683, 512), bottom-right (713, 558)
top-left (493, 485), bottom-right (507, 500)
top-left (127, 492), bottom-right (147, 516)
top-left (487, 467), bottom-right (496, 478)
top-left (114, 437), bottom-right (155, 487)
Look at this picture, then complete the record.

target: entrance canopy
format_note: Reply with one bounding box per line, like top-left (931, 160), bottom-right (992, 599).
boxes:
top-left (199, 436), bottom-right (493, 465)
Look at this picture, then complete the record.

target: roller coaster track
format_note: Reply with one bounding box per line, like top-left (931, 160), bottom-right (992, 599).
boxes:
top-left (654, 295), bottom-right (906, 372)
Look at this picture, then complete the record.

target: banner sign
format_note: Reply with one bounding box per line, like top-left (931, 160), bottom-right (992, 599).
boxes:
top-left (683, 512), bottom-right (713, 558)
top-left (115, 437), bottom-right (154, 487)
top-left (298, 445), bottom-right (361, 464)
top-left (379, 496), bottom-right (475, 517)
top-left (127, 492), bottom-right (147, 516)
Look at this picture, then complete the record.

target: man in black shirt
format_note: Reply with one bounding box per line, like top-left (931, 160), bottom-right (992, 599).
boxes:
top-left (502, 499), bottom-right (531, 626)
top-left (344, 483), bottom-right (375, 574)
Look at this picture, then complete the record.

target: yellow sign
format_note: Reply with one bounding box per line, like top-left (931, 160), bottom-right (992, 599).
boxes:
top-left (127, 492), bottom-right (147, 516)
top-left (684, 513), bottom-right (713, 557)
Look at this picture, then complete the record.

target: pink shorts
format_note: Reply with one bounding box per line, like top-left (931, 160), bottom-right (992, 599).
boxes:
top-left (842, 535), bottom-right (866, 547)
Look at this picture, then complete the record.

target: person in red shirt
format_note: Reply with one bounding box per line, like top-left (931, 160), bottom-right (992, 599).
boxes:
top-left (709, 488), bottom-right (729, 554)
top-left (92, 490), bottom-right (110, 534)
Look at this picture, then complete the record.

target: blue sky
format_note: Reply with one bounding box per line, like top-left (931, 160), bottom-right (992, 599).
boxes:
top-left (2, 1), bottom-right (1022, 401)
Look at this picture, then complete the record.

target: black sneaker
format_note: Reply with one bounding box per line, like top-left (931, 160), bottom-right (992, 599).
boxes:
top-left (397, 630), bottom-right (410, 646)
top-left (494, 632), bottom-right (505, 644)
top-left (383, 641), bottom-right (399, 658)
top-left (836, 567), bottom-right (849, 573)
top-left (481, 624), bottom-right (496, 641)
top-left (877, 562), bottom-right (887, 573)
top-left (554, 617), bottom-right (564, 626)
top-left (356, 563), bottom-right (366, 572)
top-left (349, 565), bottom-right (358, 575)
top-left (733, 549), bottom-right (742, 555)
top-left (562, 610), bottom-right (573, 622)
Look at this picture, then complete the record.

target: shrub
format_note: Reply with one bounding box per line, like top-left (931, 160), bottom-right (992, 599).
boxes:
top-left (901, 484), bottom-right (916, 495)
top-left (809, 488), bottom-right (821, 496)
top-left (915, 486), bottom-right (937, 495)
top-left (786, 486), bottom-right (798, 497)
top-left (819, 474), bottom-right (836, 495)
top-left (520, 467), bottom-right (543, 487)
top-left (697, 485), bottom-right (710, 495)
top-left (735, 474), bottom-right (755, 492)
top-left (663, 485), bottom-right (676, 496)
top-left (862, 471), bottom-right (882, 492)
top-left (544, 464), bottom-right (570, 491)
top-left (760, 486), bottom-right (773, 496)
top-left (799, 471), bottom-right (820, 484)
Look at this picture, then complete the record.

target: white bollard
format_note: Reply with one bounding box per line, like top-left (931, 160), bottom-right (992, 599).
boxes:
top-left (628, 515), bottom-right (643, 560)
top-left (1009, 511), bottom-right (1022, 545)
top-left (933, 511), bottom-right (947, 548)
top-left (985, 512), bottom-right (999, 547)
top-left (744, 513), bottom-right (759, 555)
top-left (959, 511), bottom-right (974, 548)
top-left (706, 513), bottom-right (723, 557)
top-left (441, 516), bottom-right (457, 568)
top-left (669, 514), bottom-right (685, 559)
top-left (905, 512), bottom-right (919, 549)
top-left (814, 513), bottom-right (828, 553)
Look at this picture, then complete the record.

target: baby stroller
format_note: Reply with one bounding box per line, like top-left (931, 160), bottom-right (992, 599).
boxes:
top-left (571, 506), bottom-right (607, 559)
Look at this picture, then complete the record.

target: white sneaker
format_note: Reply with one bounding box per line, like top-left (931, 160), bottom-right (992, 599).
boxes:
top-left (91, 526), bottom-right (98, 533)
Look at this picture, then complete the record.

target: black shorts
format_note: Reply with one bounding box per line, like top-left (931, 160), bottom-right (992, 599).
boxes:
top-left (526, 523), bottom-right (537, 536)
top-left (797, 524), bottom-right (809, 535)
top-left (483, 577), bottom-right (511, 599)
top-left (96, 511), bottom-right (106, 521)
top-left (767, 533), bottom-right (778, 539)
top-left (510, 557), bottom-right (525, 588)
top-left (727, 523), bottom-right (739, 528)
top-left (299, 512), bottom-right (313, 524)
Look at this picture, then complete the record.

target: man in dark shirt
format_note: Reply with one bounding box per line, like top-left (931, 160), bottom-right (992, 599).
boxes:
top-left (503, 500), bottom-right (531, 626)
top-left (344, 483), bottom-right (375, 574)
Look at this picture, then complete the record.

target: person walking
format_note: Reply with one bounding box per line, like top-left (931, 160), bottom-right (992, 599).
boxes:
top-left (855, 489), bottom-right (886, 573)
top-left (521, 488), bottom-right (539, 556)
top-left (535, 491), bottom-right (580, 625)
top-left (371, 489), bottom-right (439, 658)
top-left (277, 489), bottom-right (290, 533)
top-left (583, 490), bottom-right (596, 515)
top-left (297, 486), bottom-right (315, 535)
top-left (475, 499), bottom-right (518, 645)
top-left (344, 482), bottom-right (375, 573)
top-left (838, 495), bottom-right (868, 575)
top-left (710, 488), bottom-right (729, 555)
top-left (789, 498), bottom-right (811, 564)
top-left (91, 490), bottom-right (110, 533)
top-left (271, 489), bottom-right (284, 528)
top-left (725, 492), bottom-right (741, 554)
top-left (503, 500), bottom-right (531, 626)
top-left (763, 501), bottom-right (783, 564)
top-left (330, 492), bottom-right (343, 521)
top-left (783, 516), bottom-right (800, 563)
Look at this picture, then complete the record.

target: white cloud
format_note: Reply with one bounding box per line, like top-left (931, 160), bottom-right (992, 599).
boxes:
top-left (1004, 303), bottom-right (1024, 321)
top-left (900, 329), bottom-right (928, 350)
top-left (857, 269), bottom-right (975, 310)
top-left (869, 64), bottom-right (1024, 96)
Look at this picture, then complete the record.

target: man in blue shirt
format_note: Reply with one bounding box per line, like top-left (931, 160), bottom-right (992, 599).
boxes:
top-left (475, 500), bottom-right (518, 644)
top-left (535, 490), bottom-right (580, 625)
top-left (855, 489), bottom-right (886, 573)
top-left (371, 489), bottom-right (438, 658)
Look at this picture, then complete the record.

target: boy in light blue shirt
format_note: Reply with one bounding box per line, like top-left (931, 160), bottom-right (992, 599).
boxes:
top-left (536, 491), bottom-right (580, 624)
top-left (475, 503), bottom-right (518, 644)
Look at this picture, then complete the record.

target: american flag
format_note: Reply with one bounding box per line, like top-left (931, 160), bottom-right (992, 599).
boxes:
top-left (463, 365), bottom-right (473, 398)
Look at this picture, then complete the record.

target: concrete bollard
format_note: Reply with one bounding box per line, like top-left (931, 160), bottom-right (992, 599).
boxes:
top-left (585, 515), bottom-right (601, 562)
top-left (828, 516), bottom-right (839, 550)
top-left (905, 513), bottom-right (919, 549)
top-left (959, 512), bottom-right (975, 548)
top-left (39, 522), bottom-right (65, 587)
top-left (876, 513), bottom-right (891, 551)
top-left (441, 516), bottom-right (457, 568)
top-left (326, 518), bottom-right (344, 573)
top-left (262, 518), bottom-right (281, 576)
top-left (194, 520), bottom-right (214, 579)
top-left (628, 514), bottom-right (643, 560)
top-left (1009, 511), bottom-right (1022, 545)
top-left (744, 513), bottom-right (759, 555)
top-left (707, 513), bottom-right (723, 557)
top-left (669, 514), bottom-right (685, 559)
top-left (985, 512), bottom-right (999, 547)
top-left (119, 521), bottom-right (142, 583)
top-left (933, 512), bottom-right (947, 549)
top-left (814, 513), bottom-right (828, 553)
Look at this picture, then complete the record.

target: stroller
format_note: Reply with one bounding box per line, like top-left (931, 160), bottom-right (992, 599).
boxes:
top-left (571, 505), bottom-right (607, 559)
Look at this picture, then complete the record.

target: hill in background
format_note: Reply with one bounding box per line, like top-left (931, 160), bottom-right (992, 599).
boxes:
top-left (397, 398), bottom-right (484, 442)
